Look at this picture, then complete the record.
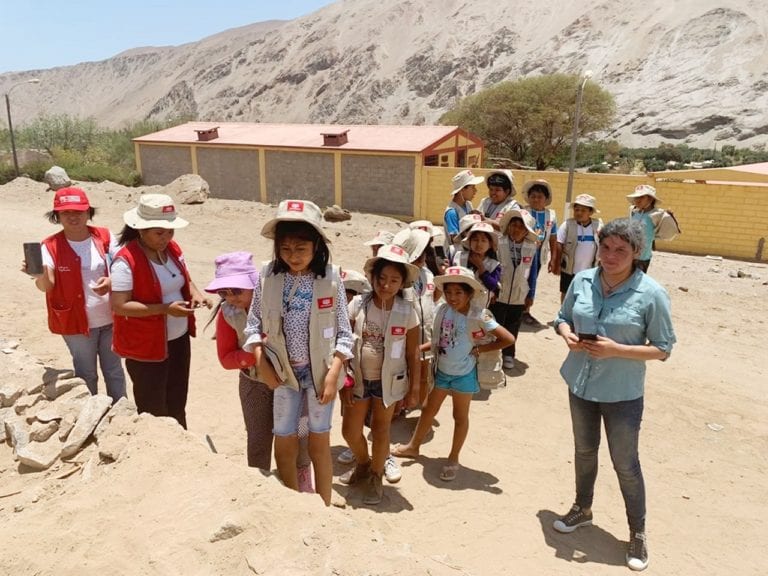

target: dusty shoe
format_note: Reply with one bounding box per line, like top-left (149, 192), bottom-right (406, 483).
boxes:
top-left (502, 356), bottom-right (515, 369)
top-left (339, 461), bottom-right (370, 485)
top-left (336, 448), bottom-right (355, 465)
top-left (363, 472), bottom-right (384, 505)
top-left (384, 455), bottom-right (402, 484)
top-left (553, 504), bottom-right (593, 533)
top-left (626, 531), bottom-right (649, 571)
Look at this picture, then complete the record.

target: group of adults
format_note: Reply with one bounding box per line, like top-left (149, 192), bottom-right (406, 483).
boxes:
top-left (24, 174), bottom-right (675, 572)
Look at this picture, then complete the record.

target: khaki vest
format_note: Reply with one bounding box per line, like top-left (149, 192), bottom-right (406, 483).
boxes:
top-left (497, 237), bottom-right (537, 305)
top-left (349, 293), bottom-right (413, 408)
top-left (478, 197), bottom-right (521, 222)
top-left (221, 302), bottom-right (258, 381)
top-left (410, 267), bottom-right (436, 359)
top-left (260, 263), bottom-right (345, 394)
top-left (527, 207), bottom-right (556, 263)
top-left (560, 218), bottom-right (602, 275)
top-left (431, 303), bottom-right (505, 390)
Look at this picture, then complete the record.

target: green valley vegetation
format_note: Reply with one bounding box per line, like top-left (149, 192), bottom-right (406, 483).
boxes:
top-left (0, 114), bottom-right (193, 186)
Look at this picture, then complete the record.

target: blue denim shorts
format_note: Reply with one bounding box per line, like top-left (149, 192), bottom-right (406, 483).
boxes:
top-left (273, 364), bottom-right (335, 436)
top-left (354, 379), bottom-right (383, 400)
top-left (434, 368), bottom-right (479, 395)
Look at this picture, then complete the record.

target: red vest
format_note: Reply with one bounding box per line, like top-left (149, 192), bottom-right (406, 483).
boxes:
top-left (112, 239), bottom-right (196, 362)
top-left (42, 226), bottom-right (111, 336)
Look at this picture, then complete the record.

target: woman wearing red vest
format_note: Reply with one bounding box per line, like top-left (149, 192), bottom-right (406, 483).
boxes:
top-left (24, 187), bottom-right (126, 400)
top-left (110, 194), bottom-right (211, 429)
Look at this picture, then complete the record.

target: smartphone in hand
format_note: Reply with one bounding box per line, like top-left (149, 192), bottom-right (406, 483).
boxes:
top-left (578, 333), bottom-right (598, 341)
top-left (23, 242), bottom-right (43, 275)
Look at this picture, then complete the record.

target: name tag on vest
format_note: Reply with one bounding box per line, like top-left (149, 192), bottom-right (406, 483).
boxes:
top-left (391, 326), bottom-right (406, 336)
top-left (523, 256), bottom-right (532, 263)
top-left (317, 297), bottom-right (334, 309)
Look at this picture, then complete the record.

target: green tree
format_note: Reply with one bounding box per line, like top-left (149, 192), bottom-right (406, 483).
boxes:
top-left (440, 74), bottom-right (616, 170)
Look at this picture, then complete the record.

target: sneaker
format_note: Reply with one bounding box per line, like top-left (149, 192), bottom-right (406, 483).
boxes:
top-left (363, 472), bottom-right (383, 505)
top-left (339, 461), bottom-right (370, 485)
top-left (626, 531), bottom-right (649, 571)
top-left (384, 455), bottom-right (402, 484)
top-left (502, 356), bottom-right (515, 369)
top-left (553, 504), bottom-right (593, 533)
top-left (337, 448), bottom-right (355, 465)
top-left (297, 465), bottom-right (314, 494)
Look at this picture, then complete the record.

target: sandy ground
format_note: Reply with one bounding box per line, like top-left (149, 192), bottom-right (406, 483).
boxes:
top-left (0, 178), bottom-right (765, 575)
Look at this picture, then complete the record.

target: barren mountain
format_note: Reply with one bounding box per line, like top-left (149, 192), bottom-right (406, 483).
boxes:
top-left (2, 0), bottom-right (768, 147)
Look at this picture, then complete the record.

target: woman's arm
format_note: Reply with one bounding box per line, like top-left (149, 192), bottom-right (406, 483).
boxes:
top-left (111, 291), bottom-right (191, 317)
top-left (581, 338), bottom-right (668, 361)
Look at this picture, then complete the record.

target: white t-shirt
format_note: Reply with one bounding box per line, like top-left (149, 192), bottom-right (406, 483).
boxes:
top-left (111, 256), bottom-right (188, 341)
top-left (557, 221), bottom-right (599, 274)
top-left (359, 299), bottom-right (419, 381)
top-left (41, 232), bottom-right (119, 329)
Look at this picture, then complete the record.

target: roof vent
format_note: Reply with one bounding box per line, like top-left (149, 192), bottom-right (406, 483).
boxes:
top-left (195, 127), bottom-right (219, 141)
top-left (321, 129), bottom-right (349, 147)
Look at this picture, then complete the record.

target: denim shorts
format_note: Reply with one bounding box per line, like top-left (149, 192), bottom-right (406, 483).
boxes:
top-left (434, 368), bottom-right (479, 395)
top-left (273, 364), bottom-right (335, 436)
top-left (354, 379), bottom-right (383, 400)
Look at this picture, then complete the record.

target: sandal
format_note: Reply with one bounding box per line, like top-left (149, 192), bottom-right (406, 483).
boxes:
top-left (439, 463), bottom-right (460, 482)
top-left (390, 443), bottom-right (419, 459)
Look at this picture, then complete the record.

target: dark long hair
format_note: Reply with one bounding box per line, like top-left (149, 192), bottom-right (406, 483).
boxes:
top-left (371, 258), bottom-right (407, 299)
top-left (117, 225), bottom-right (140, 246)
top-left (271, 221), bottom-right (330, 277)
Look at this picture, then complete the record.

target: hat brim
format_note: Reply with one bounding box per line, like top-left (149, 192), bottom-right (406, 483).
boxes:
top-left (123, 207), bottom-right (189, 230)
top-left (522, 181), bottom-right (553, 206)
top-left (54, 204), bottom-right (90, 211)
top-left (363, 256), bottom-right (421, 288)
top-left (451, 176), bottom-right (484, 196)
top-left (342, 279), bottom-right (371, 294)
top-left (626, 192), bottom-right (662, 204)
top-left (573, 202), bottom-right (601, 214)
top-left (434, 273), bottom-right (486, 297)
top-left (261, 215), bottom-right (331, 243)
top-left (204, 273), bottom-right (256, 293)
top-left (499, 210), bottom-right (538, 242)
top-left (462, 228), bottom-right (499, 252)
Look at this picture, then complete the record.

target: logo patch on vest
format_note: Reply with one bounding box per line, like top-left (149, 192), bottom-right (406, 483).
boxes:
top-left (427, 283), bottom-right (434, 290)
top-left (472, 329), bottom-right (485, 339)
top-left (317, 296), bottom-right (333, 309)
top-left (523, 256), bottom-right (532, 263)
top-left (391, 326), bottom-right (406, 336)
top-left (287, 201), bottom-right (304, 212)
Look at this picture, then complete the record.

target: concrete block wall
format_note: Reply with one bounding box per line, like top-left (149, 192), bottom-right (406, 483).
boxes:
top-left (197, 147), bottom-right (260, 201)
top-left (342, 155), bottom-right (415, 217)
top-left (265, 150), bottom-right (334, 206)
top-left (138, 145), bottom-right (193, 186)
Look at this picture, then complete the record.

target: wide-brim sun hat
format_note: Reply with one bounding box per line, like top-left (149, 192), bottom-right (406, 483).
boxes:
top-left (393, 228), bottom-right (431, 263)
top-left (340, 268), bottom-right (371, 295)
top-left (123, 193), bottom-right (189, 229)
top-left (409, 220), bottom-right (442, 239)
top-left (572, 193), bottom-right (600, 213)
top-left (486, 170), bottom-right (516, 196)
top-left (261, 199), bottom-right (330, 242)
top-left (363, 244), bottom-right (421, 288)
top-left (462, 222), bottom-right (499, 252)
top-left (458, 213), bottom-right (484, 236)
top-left (522, 179), bottom-right (553, 206)
top-left (499, 208), bottom-right (539, 242)
top-left (434, 266), bottom-right (488, 306)
top-left (205, 251), bottom-right (258, 293)
top-left (626, 184), bottom-right (662, 204)
top-left (363, 230), bottom-right (395, 246)
top-left (450, 169), bottom-right (484, 196)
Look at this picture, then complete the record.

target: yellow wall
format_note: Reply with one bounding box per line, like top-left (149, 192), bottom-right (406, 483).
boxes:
top-left (419, 167), bottom-right (768, 261)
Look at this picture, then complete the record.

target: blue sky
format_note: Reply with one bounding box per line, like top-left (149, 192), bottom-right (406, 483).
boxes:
top-left (0, 0), bottom-right (335, 73)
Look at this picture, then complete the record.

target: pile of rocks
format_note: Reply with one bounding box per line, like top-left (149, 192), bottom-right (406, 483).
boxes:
top-left (1, 367), bottom-right (136, 471)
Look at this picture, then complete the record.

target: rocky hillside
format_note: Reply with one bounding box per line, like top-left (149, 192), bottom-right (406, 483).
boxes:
top-left (2, 0), bottom-right (767, 147)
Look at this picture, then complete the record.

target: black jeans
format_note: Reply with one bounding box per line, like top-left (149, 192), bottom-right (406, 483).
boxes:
top-left (568, 391), bottom-right (646, 532)
top-left (489, 301), bottom-right (524, 358)
top-left (126, 333), bottom-right (191, 429)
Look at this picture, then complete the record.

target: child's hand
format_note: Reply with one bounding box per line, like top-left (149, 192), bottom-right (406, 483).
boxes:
top-left (318, 372), bottom-right (338, 405)
top-left (258, 354), bottom-right (282, 389)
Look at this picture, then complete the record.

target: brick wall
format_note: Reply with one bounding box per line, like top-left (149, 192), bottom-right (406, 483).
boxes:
top-left (139, 145), bottom-right (192, 185)
top-left (341, 155), bottom-right (415, 217)
top-left (197, 147), bottom-right (259, 201)
top-left (265, 150), bottom-right (334, 206)
top-left (420, 167), bottom-right (768, 261)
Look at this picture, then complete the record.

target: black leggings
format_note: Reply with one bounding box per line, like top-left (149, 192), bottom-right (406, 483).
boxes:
top-left (489, 302), bottom-right (525, 358)
top-left (126, 333), bottom-right (191, 429)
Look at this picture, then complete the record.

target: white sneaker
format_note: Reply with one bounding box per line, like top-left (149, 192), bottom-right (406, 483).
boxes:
top-left (384, 454), bottom-right (402, 483)
top-left (337, 448), bottom-right (355, 465)
top-left (502, 356), bottom-right (515, 369)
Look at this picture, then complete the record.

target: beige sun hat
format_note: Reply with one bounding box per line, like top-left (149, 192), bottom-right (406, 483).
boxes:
top-left (462, 222), bottom-right (499, 252)
top-left (393, 228), bottom-right (431, 263)
top-left (499, 208), bottom-right (539, 242)
top-left (626, 184), bottom-right (662, 204)
top-left (340, 268), bottom-right (371, 295)
top-left (458, 213), bottom-right (484, 236)
top-left (433, 266), bottom-right (488, 306)
top-left (363, 230), bottom-right (395, 247)
top-left (486, 169), bottom-right (516, 196)
top-left (409, 220), bottom-right (442, 239)
top-left (572, 194), bottom-right (600, 213)
top-left (261, 199), bottom-right (329, 242)
top-left (123, 194), bottom-right (189, 230)
top-left (363, 244), bottom-right (421, 288)
top-left (450, 169), bottom-right (484, 196)
top-left (522, 179), bottom-right (553, 206)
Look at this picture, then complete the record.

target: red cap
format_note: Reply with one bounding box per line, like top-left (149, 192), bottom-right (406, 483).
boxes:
top-left (53, 187), bottom-right (90, 211)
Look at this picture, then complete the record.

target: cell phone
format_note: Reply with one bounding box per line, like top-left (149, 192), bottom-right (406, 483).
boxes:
top-left (23, 242), bottom-right (43, 275)
top-left (578, 333), bottom-right (598, 341)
